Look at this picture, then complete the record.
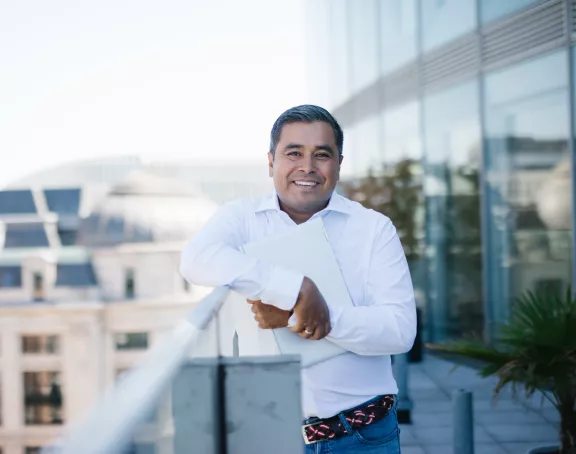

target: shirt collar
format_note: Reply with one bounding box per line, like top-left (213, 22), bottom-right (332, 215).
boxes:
top-left (255, 190), bottom-right (351, 215)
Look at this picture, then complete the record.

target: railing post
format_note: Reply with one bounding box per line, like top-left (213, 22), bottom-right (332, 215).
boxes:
top-left (173, 355), bottom-right (302, 454)
top-left (393, 353), bottom-right (413, 424)
top-left (232, 332), bottom-right (239, 357)
top-left (453, 389), bottom-right (474, 454)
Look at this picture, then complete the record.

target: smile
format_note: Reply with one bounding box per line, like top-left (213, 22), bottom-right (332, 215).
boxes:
top-left (293, 181), bottom-right (319, 187)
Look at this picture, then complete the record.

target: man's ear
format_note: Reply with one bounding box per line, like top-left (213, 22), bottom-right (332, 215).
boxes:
top-left (267, 152), bottom-right (274, 177)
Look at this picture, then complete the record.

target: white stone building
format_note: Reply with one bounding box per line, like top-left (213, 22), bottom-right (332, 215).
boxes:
top-left (0, 169), bottom-right (224, 454)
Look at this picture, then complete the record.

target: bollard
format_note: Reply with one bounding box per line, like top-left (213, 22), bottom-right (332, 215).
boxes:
top-left (453, 389), bottom-right (474, 454)
top-left (232, 331), bottom-right (239, 357)
top-left (393, 353), bottom-right (413, 424)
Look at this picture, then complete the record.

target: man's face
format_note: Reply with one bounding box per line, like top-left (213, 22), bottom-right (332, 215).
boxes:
top-left (268, 121), bottom-right (343, 220)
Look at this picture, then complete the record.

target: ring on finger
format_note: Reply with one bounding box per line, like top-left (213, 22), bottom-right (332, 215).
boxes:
top-left (304, 328), bottom-right (314, 335)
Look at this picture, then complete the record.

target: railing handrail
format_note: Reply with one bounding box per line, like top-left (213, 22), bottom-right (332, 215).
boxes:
top-left (43, 286), bottom-right (230, 454)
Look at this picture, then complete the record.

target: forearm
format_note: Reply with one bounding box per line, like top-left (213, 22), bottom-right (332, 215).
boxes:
top-left (180, 240), bottom-right (303, 311)
top-left (327, 301), bottom-right (416, 356)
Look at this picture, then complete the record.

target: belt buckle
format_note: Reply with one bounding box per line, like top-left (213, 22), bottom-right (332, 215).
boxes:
top-left (301, 422), bottom-right (321, 445)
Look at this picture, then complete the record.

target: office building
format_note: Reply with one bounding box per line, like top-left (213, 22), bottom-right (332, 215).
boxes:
top-left (305, 0), bottom-right (574, 341)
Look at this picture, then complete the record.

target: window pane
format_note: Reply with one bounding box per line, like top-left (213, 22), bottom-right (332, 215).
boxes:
top-left (420, 0), bottom-right (476, 53)
top-left (483, 50), bottom-right (571, 333)
top-left (328, 0), bottom-right (351, 107)
top-left (23, 371), bottom-right (63, 425)
top-left (4, 224), bottom-right (49, 248)
top-left (0, 190), bottom-right (36, 214)
top-left (346, 114), bottom-right (382, 176)
top-left (382, 102), bottom-right (426, 318)
top-left (125, 268), bottom-right (135, 299)
top-left (115, 332), bottom-right (148, 351)
top-left (55, 263), bottom-right (96, 287)
top-left (22, 335), bottom-right (60, 354)
top-left (480, 0), bottom-right (540, 24)
top-left (380, 0), bottom-right (417, 74)
top-left (44, 188), bottom-right (81, 214)
top-left (0, 266), bottom-right (22, 288)
top-left (423, 80), bottom-right (483, 341)
top-left (348, 0), bottom-right (379, 91)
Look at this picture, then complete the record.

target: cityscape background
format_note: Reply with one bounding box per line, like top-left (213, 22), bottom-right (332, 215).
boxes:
top-left (0, 0), bottom-right (574, 453)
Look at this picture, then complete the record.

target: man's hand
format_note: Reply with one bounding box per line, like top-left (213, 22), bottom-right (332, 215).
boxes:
top-left (248, 300), bottom-right (292, 329)
top-left (289, 277), bottom-right (331, 341)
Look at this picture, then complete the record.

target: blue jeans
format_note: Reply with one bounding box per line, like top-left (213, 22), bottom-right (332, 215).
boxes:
top-left (303, 396), bottom-right (401, 453)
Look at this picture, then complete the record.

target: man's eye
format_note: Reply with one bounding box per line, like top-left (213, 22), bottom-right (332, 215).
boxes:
top-left (316, 153), bottom-right (330, 158)
top-left (287, 151), bottom-right (300, 157)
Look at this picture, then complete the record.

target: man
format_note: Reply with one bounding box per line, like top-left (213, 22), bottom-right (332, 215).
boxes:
top-left (180, 105), bottom-right (416, 453)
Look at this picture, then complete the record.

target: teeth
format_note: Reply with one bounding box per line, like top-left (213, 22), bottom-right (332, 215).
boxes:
top-left (295, 181), bottom-right (317, 186)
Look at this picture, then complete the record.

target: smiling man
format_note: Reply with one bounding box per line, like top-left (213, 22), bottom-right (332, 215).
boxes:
top-left (180, 105), bottom-right (416, 453)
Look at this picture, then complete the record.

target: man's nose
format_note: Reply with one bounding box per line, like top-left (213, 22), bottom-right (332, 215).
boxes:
top-left (299, 154), bottom-right (316, 173)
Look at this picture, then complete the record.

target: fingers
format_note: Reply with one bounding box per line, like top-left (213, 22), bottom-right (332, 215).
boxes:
top-left (293, 321), bottom-right (331, 341)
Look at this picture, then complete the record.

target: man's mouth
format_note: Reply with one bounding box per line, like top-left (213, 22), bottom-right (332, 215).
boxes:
top-left (293, 181), bottom-right (319, 188)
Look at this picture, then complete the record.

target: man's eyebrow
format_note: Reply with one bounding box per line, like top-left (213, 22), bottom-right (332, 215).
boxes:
top-left (283, 144), bottom-right (335, 155)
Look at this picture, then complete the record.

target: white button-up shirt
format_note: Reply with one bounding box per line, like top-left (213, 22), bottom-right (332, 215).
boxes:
top-left (180, 191), bottom-right (416, 418)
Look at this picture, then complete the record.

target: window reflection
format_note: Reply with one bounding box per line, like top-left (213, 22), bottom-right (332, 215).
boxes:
top-left (348, 0), bottom-right (379, 91)
top-left (380, 0), bottom-right (417, 74)
top-left (423, 81), bottom-right (483, 341)
top-left (420, 0), bottom-right (476, 53)
top-left (328, 0), bottom-right (350, 108)
top-left (484, 50), bottom-right (572, 331)
top-left (480, 0), bottom-right (540, 24)
top-left (341, 102), bottom-right (425, 330)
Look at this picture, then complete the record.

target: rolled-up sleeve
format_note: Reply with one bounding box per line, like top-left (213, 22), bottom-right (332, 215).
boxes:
top-left (326, 216), bottom-right (417, 356)
top-left (179, 201), bottom-right (303, 311)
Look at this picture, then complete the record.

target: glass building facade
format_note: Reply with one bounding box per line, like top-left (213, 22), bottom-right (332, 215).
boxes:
top-left (305, 0), bottom-right (575, 342)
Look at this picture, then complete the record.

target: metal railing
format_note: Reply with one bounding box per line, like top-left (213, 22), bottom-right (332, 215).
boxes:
top-left (43, 286), bottom-right (231, 454)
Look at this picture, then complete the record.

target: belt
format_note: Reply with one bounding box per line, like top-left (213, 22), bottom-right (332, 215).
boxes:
top-left (302, 395), bottom-right (395, 445)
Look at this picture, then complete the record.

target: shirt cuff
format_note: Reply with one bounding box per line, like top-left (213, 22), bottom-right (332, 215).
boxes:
top-left (327, 304), bottom-right (346, 339)
top-left (260, 266), bottom-right (304, 311)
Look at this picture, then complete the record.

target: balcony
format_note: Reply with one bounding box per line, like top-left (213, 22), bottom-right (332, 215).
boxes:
top-left (42, 286), bottom-right (304, 454)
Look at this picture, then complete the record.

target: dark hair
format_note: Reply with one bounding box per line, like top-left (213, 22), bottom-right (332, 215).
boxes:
top-left (269, 104), bottom-right (344, 157)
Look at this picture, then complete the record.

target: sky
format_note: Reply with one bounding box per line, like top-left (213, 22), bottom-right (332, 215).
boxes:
top-left (0, 0), bottom-right (310, 188)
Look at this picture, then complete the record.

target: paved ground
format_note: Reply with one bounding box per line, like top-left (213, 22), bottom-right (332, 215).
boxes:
top-left (399, 356), bottom-right (559, 454)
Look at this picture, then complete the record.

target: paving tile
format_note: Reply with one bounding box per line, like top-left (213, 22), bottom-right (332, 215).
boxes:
top-left (484, 423), bottom-right (558, 443)
top-left (399, 426), bottom-right (418, 446)
top-left (412, 401), bottom-right (453, 413)
top-left (410, 389), bottom-right (451, 402)
top-left (501, 442), bottom-right (559, 454)
top-left (410, 412), bottom-right (453, 427)
top-left (473, 399), bottom-right (526, 412)
top-left (423, 443), bottom-right (507, 454)
top-left (410, 424), bottom-right (492, 445)
top-left (474, 409), bottom-right (548, 425)
top-left (401, 446), bottom-right (426, 454)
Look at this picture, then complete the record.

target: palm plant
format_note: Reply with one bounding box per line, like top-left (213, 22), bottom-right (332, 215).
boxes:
top-left (427, 286), bottom-right (576, 454)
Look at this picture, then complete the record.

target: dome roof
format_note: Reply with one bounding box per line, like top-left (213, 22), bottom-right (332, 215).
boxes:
top-left (77, 172), bottom-right (218, 247)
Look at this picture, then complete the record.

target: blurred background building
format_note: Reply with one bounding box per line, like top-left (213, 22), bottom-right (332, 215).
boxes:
top-left (0, 161), bottom-right (271, 454)
top-left (305, 0), bottom-right (574, 342)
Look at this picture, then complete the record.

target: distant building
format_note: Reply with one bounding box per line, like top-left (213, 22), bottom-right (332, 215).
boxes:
top-left (0, 159), bottom-right (258, 454)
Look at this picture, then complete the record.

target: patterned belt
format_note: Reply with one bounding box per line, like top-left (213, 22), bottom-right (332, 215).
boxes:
top-left (302, 395), bottom-right (395, 445)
